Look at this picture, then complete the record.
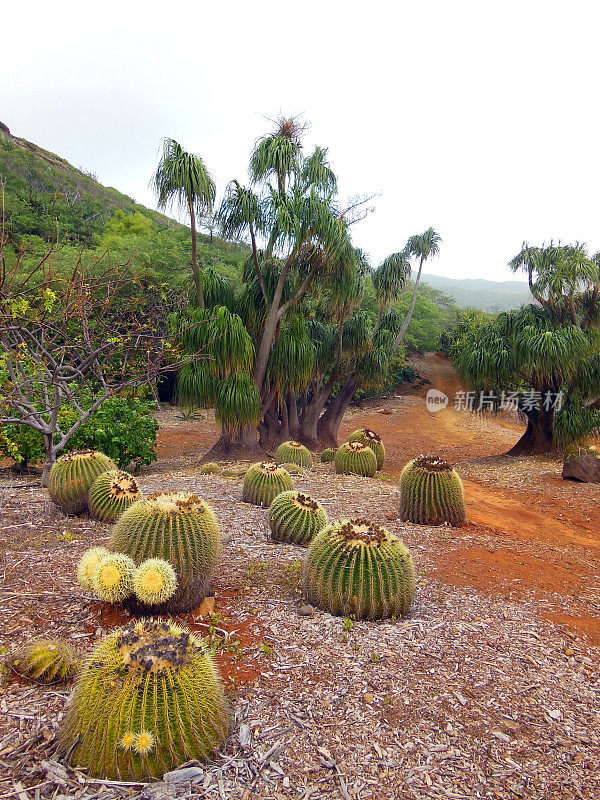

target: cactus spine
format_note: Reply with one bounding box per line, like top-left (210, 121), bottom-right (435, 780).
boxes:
top-left (274, 440), bottom-right (313, 468)
top-left (6, 639), bottom-right (80, 684)
top-left (334, 441), bottom-right (377, 477)
top-left (88, 470), bottom-right (143, 523)
top-left (321, 448), bottom-right (335, 463)
top-left (268, 490), bottom-right (328, 546)
top-left (303, 518), bottom-right (416, 619)
top-left (108, 492), bottom-right (222, 613)
top-left (57, 621), bottom-right (229, 780)
top-left (48, 450), bottom-right (116, 515)
top-left (242, 462), bottom-right (294, 507)
top-left (92, 553), bottom-right (136, 603)
top-left (400, 455), bottom-right (466, 526)
top-left (347, 429), bottom-right (385, 470)
top-left (133, 559), bottom-right (178, 606)
top-left (77, 547), bottom-right (110, 591)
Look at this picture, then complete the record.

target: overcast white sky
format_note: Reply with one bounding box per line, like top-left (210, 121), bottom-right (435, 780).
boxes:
top-left (3, 1), bottom-right (599, 280)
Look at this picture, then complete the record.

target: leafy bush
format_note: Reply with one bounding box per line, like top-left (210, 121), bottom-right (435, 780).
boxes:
top-left (0, 397), bottom-right (157, 471)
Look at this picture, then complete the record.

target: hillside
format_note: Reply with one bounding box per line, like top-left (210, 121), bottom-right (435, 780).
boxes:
top-left (0, 127), bottom-right (247, 286)
top-left (422, 272), bottom-right (532, 312)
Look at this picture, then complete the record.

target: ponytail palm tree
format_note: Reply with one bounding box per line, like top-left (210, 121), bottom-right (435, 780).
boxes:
top-left (152, 138), bottom-right (216, 307)
top-left (395, 227), bottom-right (441, 347)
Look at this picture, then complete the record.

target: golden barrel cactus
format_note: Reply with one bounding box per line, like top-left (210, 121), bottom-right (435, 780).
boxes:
top-left (274, 440), bottom-right (313, 468)
top-left (6, 638), bottom-right (79, 684)
top-left (303, 518), bottom-right (416, 619)
top-left (108, 492), bottom-right (222, 613)
top-left (48, 450), bottom-right (116, 515)
top-left (242, 462), bottom-right (294, 507)
top-left (88, 470), bottom-right (143, 523)
top-left (268, 490), bottom-right (328, 546)
top-left (334, 441), bottom-right (377, 477)
top-left (320, 448), bottom-right (335, 463)
top-left (347, 428), bottom-right (385, 470)
top-left (57, 621), bottom-right (229, 780)
top-left (400, 455), bottom-right (466, 526)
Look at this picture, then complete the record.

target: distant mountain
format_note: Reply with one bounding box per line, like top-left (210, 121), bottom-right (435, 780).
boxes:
top-left (422, 273), bottom-right (532, 312)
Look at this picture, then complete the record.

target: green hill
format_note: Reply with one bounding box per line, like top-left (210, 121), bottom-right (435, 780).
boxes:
top-left (0, 127), bottom-right (247, 286)
top-left (422, 273), bottom-right (532, 312)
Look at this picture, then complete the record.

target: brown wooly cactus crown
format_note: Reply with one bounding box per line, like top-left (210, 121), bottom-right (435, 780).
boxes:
top-left (88, 470), bottom-right (143, 523)
top-left (400, 454), bottom-right (466, 526)
top-left (268, 490), bottom-right (328, 546)
top-left (6, 638), bottom-right (80, 684)
top-left (242, 462), bottom-right (294, 507)
top-left (274, 440), bottom-right (313, 468)
top-left (56, 620), bottom-right (229, 781)
top-left (48, 450), bottom-right (116, 515)
top-left (303, 518), bottom-right (416, 620)
top-left (347, 428), bottom-right (385, 470)
top-left (108, 492), bottom-right (222, 614)
top-left (334, 441), bottom-right (377, 477)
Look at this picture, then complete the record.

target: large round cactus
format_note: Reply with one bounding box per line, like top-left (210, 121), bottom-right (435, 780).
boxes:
top-left (108, 492), bottom-right (222, 613)
top-left (6, 639), bottom-right (80, 684)
top-left (57, 620), bottom-right (229, 780)
top-left (303, 518), bottom-right (416, 619)
top-left (400, 455), bottom-right (466, 526)
top-left (88, 470), bottom-right (143, 524)
top-left (347, 429), bottom-right (385, 470)
top-left (321, 448), bottom-right (335, 463)
top-left (48, 450), bottom-right (116, 515)
top-left (268, 490), bottom-right (328, 546)
top-left (242, 462), bottom-right (294, 507)
top-left (334, 441), bottom-right (377, 477)
top-left (274, 440), bottom-right (313, 468)
top-left (133, 559), bottom-right (178, 606)
top-left (92, 553), bottom-right (136, 603)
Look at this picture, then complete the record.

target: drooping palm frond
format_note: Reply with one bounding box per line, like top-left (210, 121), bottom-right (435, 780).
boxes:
top-left (216, 181), bottom-right (263, 240)
top-left (300, 147), bottom-right (337, 196)
top-left (342, 311), bottom-right (372, 356)
top-left (191, 267), bottom-right (235, 310)
top-left (405, 227), bottom-right (442, 261)
top-left (215, 373), bottom-right (261, 430)
top-left (152, 138), bottom-right (215, 217)
top-left (268, 318), bottom-right (316, 393)
top-left (207, 307), bottom-right (254, 377)
top-left (249, 119), bottom-right (303, 192)
top-left (305, 319), bottom-right (338, 373)
top-left (373, 252), bottom-right (411, 310)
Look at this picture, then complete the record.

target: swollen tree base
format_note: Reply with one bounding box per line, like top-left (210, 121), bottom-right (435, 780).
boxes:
top-left (506, 414), bottom-right (556, 456)
top-left (201, 428), bottom-right (265, 463)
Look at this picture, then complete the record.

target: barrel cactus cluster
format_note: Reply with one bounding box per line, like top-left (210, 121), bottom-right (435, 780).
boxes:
top-left (268, 490), bottom-right (328, 545)
top-left (48, 450), bottom-right (116, 515)
top-left (242, 462), bottom-right (294, 507)
top-left (400, 454), bottom-right (466, 526)
top-left (347, 428), bottom-right (385, 470)
top-left (5, 638), bottom-right (80, 685)
top-left (334, 440), bottom-right (377, 477)
top-left (274, 440), bottom-right (313, 468)
top-left (88, 470), bottom-right (143, 523)
top-left (303, 518), bottom-right (416, 619)
top-left (57, 620), bottom-right (230, 780)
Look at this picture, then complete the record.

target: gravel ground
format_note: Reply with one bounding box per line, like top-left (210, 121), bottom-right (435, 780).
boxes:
top-left (1, 464), bottom-right (599, 800)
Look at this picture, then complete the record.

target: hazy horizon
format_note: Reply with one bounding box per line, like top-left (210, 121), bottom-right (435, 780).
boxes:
top-left (4, 1), bottom-right (599, 281)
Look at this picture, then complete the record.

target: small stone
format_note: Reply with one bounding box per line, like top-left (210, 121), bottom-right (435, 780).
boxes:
top-left (163, 766), bottom-right (204, 783)
top-left (298, 604), bottom-right (315, 616)
top-left (548, 709), bottom-right (562, 720)
top-left (364, 692), bottom-right (374, 704)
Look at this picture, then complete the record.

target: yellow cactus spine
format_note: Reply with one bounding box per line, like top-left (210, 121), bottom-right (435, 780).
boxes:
top-left (303, 518), bottom-right (416, 620)
top-left (133, 559), bottom-right (178, 606)
top-left (334, 441), bottom-right (377, 477)
top-left (347, 428), bottom-right (385, 470)
top-left (92, 553), bottom-right (136, 603)
top-left (48, 450), bottom-right (116, 515)
top-left (6, 639), bottom-right (80, 684)
top-left (88, 470), bottom-right (143, 523)
top-left (108, 492), bottom-right (222, 613)
top-left (242, 462), bottom-right (294, 507)
top-left (57, 621), bottom-right (230, 780)
top-left (77, 547), bottom-right (110, 591)
top-left (400, 455), bottom-right (466, 526)
top-left (268, 490), bottom-right (328, 546)
top-left (274, 440), bottom-right (313, 468)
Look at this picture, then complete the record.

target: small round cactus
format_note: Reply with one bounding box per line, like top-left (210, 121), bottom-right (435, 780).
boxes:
top-left (321, 448), bottom-right (335, 463)
top-left (77, 546), bottom-right (110, 591)
top-left (334, 441), bottom-right (377, 477)
top-left (88, 470), bottom-right (143, 523)
top-left (57, 620), bottom-right (230, 780)
top-left (109, 492), bottom-right (222, 613)
top-left (49, 450), bottom-right (116, 515)
top-left (92, 553), bottom-right (136, 603)
top-left (268, 490), bottom-right (328, 546)
top-left (274, 440), bottom-right (313, 468)
top-left (400, 454), bottom-right (466, 526)
top-left (242, 462), bottom-right (294, 507)
top-left (347, 428), bottom-right (385, 470)
top-left (303, 518), bottom-right (416, 619)
top-left (279, 462), bottom-right (305, 475)
top-left (133, 559), bottom-right (178, 606)
top-left (6, 639), bottom-right (80, 684)
top-left (200, 462), bottom-right (222, 475)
